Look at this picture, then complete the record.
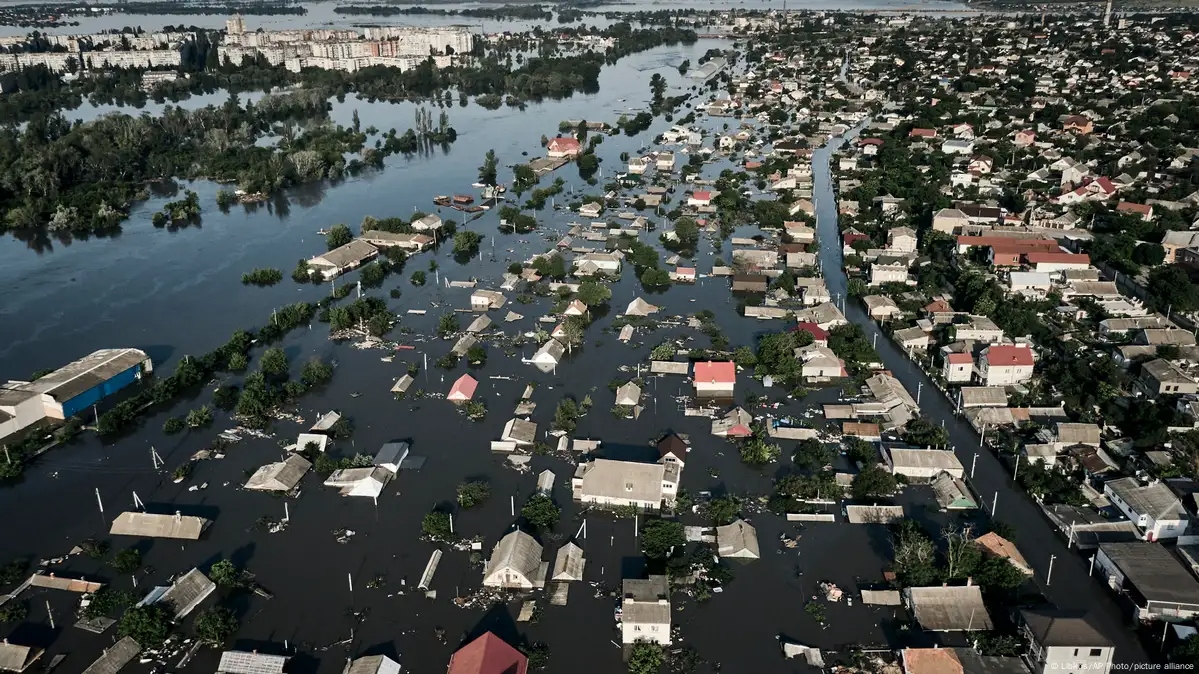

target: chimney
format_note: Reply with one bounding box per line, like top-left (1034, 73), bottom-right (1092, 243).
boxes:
top-left (966, 576), bottom-right (974, 586)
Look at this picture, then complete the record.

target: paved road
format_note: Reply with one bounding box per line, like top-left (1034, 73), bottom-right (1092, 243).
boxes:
top-left (810, 128), bottom-right (1152, 664)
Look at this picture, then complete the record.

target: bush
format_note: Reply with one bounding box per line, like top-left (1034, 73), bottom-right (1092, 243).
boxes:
top-left (163, 417), bottom-right (185, 434)
top-left (0, 602), bottom-right (26, 623)
top-left (110, 548), bottom-right (142, 574)
top-left (456, 480), bottom-right (491, 508)
top-left (195, 607), bottom-right (238, 646)
top-left (185, 405), bottom-right (213, 428)
top-left (640, 518), bottom-right (684, 559)
top-left (422, 511), bottom-right (452, 539)
top-left (521, 494), bottom-right (561, 529)
top-left (411, 270), bottom-right (427, 286)
top-left (118, 604), bottom-right (171, 647)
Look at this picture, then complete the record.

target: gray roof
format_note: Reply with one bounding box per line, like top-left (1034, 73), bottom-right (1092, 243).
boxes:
top-left (0, 642), bottom-right (41, 672)
top-left (889, 448), bottom-right (963, 472)
top-left (345, 656), bottom-right (399, 674)
top-left (716, 519), bottom-right (761, 558)
top-left (484, 530), bottom-right (544, 582)
top-left (374, 442), bottom-right (409, 467)
top-left (1056, 422), bottom-right (1100, 446)
top-left (81, 637), bottom-right (141, 674)
top-left (1143, 358), bottom-right (1195, 385)
top-left (1104, 477), bottom-right (1187, 520)
top-left (622, 575), bottom-right (671, 626)
top-left (950, 649), bottom-right (1029, 674)
top-left (574, 459), bottom-right (667, 505)
top-left (1020, 608), bottom-right (1111, 648)
top-left (905, 585), bottom-right (993, 631)
top-left (158, 568), bottom-right (216, 620)
top-left (218, 652), bottom-right (289, 674)
top-left (1098, 542), bottom-right (1199, 606)
top-left (20, 349), bottom-right (149, 403)
top-left (615, 382), bottom-right (641, 406)
top-left (958, 387), bottom-right (1008, 408)
top-left (312, 239), bottom-right (378, 269)
top-left (244, 454), bottom-right (311, 492)
top-left (502, 418), bottom-right (538, 444)
top-left (551, 542), bottom-right (586, 581)
top-left (110, 512), bottom-right (209, 540)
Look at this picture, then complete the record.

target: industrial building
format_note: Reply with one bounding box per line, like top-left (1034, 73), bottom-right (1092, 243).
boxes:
top-left (0, 348), bottom-right (152, 442)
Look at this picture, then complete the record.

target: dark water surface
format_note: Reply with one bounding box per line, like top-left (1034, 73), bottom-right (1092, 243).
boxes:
top-left (0, 41), bottom-right (897, 674)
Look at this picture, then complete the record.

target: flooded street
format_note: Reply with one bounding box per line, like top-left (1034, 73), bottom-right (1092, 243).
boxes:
top-left (0, 38), bottom-right (909, 674)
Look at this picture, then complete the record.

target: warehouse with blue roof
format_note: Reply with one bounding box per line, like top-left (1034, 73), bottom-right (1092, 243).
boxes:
top-left (0, 348), bottom-right (152, 441)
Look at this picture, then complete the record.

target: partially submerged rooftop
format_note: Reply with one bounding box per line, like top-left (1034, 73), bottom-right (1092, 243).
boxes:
top-left (905, 585), bottom-right (993, 631)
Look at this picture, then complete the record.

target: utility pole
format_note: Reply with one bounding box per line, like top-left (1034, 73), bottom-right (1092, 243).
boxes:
top-left (971, 453), bottom-right (979, 479)
top-left (1046, 554), bottom-right (1057, 586)
top-left (95, 488), bottom-right (104, 514)
top-left (991, 491), bottom-right (998, 517)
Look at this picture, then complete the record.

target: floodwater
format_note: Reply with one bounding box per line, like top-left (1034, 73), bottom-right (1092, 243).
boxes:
top-left (0, 0), bottom-right (973, 37)
top-left (0, 18), bottom-right (1144, 674)
top-left (0, 41), bottom-right (923, 674)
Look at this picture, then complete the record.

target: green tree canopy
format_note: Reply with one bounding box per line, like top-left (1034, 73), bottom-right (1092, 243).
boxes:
top-left (640, 518), bottom-right (684, 559)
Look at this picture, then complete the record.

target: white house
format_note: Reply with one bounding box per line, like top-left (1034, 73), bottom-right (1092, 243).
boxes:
top-left (870, 262), bottom-right (909, 285)
top-left (1103, 477), bottom-right (1189, 541)
top-left (688, 191), bottom-right (713, 208)
top-left (572, 458), bottom-right (680, 510)
top-left (656, 152), bottom-right (676, 170)
top-left (1008, 271), bottom-right (1053, 297)
top-left (482, 530), bottom-right (548, 589)
top-left (976, 345), bottom-right (1035, 386)
top-left (621, 575), bottom-right (672, 646)
top-left (693, 361), bottom-right (735, 396)
top-left (942, 352), bottom-right (973, 383)
top-left (546, 136), bottom-right (582, 158)
top-left (323, 467), bottom-right (392, 498)
top-left (1020, 609), bottom-right (1114, 674)
top-left (941, 139), bottom-right (975, 155)
top-left (887, 227), bottom-right (917, 253)
top-left (530, 339), bottom-right (566, 373)
top-left (796, 344), bottom-right (847, 382)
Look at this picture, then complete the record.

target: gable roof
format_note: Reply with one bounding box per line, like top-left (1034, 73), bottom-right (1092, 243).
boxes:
top-left (694, 361), bottom-right (736, 385)
top-left (447, 632), bottom-right (528, 674)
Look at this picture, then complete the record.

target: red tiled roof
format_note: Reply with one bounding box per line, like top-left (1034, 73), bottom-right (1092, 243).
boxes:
top-left (792, 321), bottom-right (829, 340)
top-left (694, 361), bottom-right (736, 384)
top-left (447, 633), bottom-right (528, 674)
top-left (860, 138), bottom-right (884, 146)
top-left (1116, 201), bottom-right (1152, 215)
top-left (692, 191), bottom-right (712, 201)
top-left (448, 374), bottom-right (478, 401)
top-left (924, 299), bottom-right (953, 314)
top-left (909, 128), bottom-right (937, 138)
top-left (548, 136), bottom-right (580, 151)
top-left (947, 353), bottom-right (973, 364)
top-left (902, 648), bottom-right (963, 674)
top-left (985, 345), bottom-right (1034, 367)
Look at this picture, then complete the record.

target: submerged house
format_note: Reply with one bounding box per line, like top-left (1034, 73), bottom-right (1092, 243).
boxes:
top-left (110, 512), bottom-right (210, 540)
top-left (307, 240), bottom-right (378, 280)
top-left (244, 454), bottom-right (311, 492)
top-left (573, 458), bottom-right (680, 510)
top-left (551, 542), bottom-right (586, 581)
top-left (716, 519), bottom-right (760, 559)
top-left (447, 374), bottom-right (478, 402)
top-left (482, 530), bottom-right (548, 590)
top-left (530, 340), bottom-right (566, 373)
top-left (323, 467), bottom-right (392, 498)
top-left (621, 575), bottom-right (672, 645)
